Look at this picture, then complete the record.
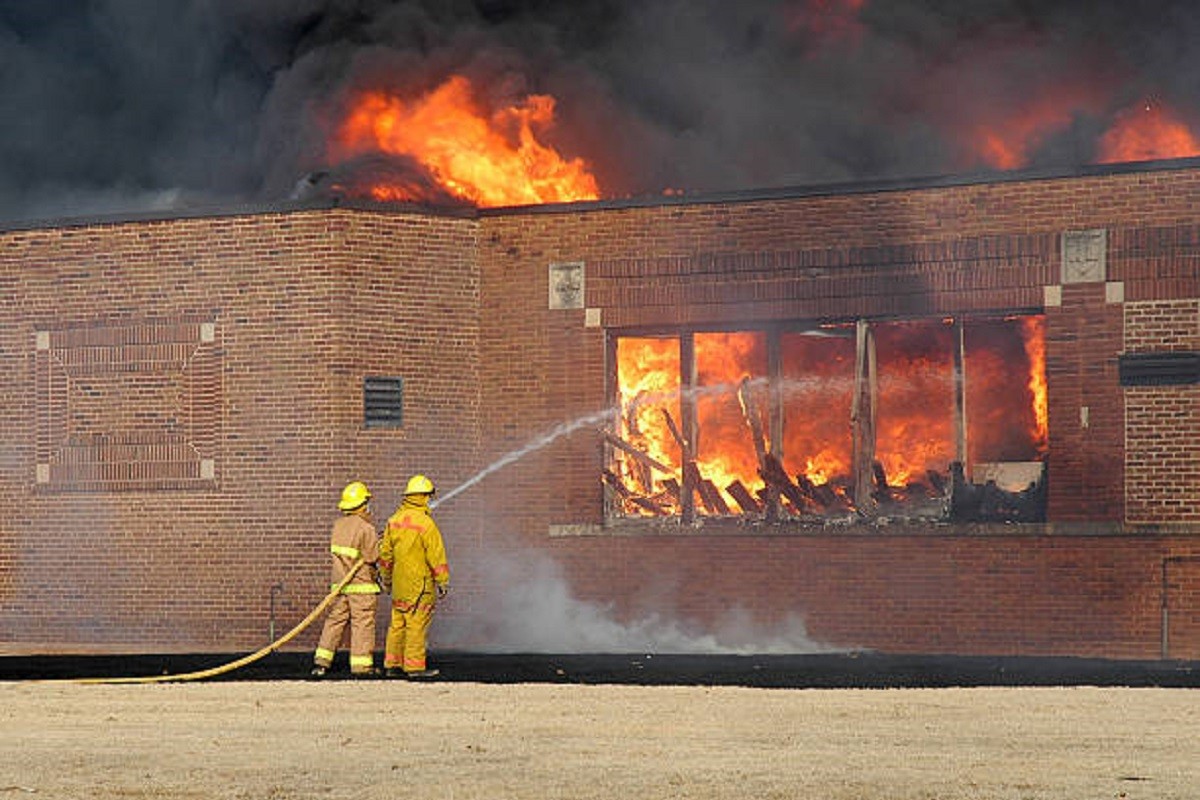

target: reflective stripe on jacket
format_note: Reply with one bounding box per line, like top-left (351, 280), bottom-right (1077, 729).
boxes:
top-left (379, 497), bottom-right (449, 607)
top-left (329, 512), bottom-right (380, 594)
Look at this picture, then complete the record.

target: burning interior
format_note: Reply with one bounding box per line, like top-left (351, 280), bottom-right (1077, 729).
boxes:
top-left (605, 313), bottom-right (1048, 525)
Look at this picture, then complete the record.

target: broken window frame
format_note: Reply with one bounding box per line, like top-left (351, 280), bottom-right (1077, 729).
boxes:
top-left (605, 311), bottom-right (1047, 525)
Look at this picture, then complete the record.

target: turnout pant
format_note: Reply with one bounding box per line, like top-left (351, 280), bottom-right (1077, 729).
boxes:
top-left (384, 595), bottom-right (435, 672)
top-left (314, 593), bottom-right (378, 673)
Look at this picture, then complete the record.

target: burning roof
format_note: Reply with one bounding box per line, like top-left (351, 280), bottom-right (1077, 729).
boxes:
top-left (5, 0), bottom-right (1200, 220)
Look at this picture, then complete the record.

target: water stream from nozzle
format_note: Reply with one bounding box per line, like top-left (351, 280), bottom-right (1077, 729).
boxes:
top-left (427, 379), bottom-right (792, 510)
top-left (431, 405), bottom-right (618, 509)
top-left (423, 382), bottom-right (833, 654)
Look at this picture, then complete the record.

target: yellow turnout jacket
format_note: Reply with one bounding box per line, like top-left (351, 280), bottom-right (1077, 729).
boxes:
top-left (379, 496), bottom-right (449, 610)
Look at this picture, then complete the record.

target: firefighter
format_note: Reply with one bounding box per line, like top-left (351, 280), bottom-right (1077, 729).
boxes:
top-left (311, 480), bottom-right (381, 678)
top-left (379, 474), bottom-right (450, 679)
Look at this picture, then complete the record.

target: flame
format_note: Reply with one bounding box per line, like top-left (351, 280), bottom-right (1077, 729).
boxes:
top-left (874, 320), bottom-right (955, 485)
top-left (615, 337), bottom-right (681, 508)
top-left (962, 87), bottom-right (1103, 171)
top-left (695, 332), bottom-right (768, 496)
top-left (780, 329), bottom-right (854, 486)
top-left (1021, 316), bottom-right (1048, 453)
top-left (963, 315), bottom-right (1048, 466)
top-left (612, 315), bottom-right (1047, 517)
top-left (332, 75), bottom-right (600, 207)
top-left (1096, 99), bottom-right (1200, 163)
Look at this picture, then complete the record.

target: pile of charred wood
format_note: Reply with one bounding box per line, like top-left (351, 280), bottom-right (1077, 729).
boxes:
top-left (604, 376), bottom-right (1045, 523)
top-left (603, 432), bottom-right (1045, 525)
top-left (948, 461), bottom-right (1047, 523)
top-left (602, 378), bottom-right (858, 520)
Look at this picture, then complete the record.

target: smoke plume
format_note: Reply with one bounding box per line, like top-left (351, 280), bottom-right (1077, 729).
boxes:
top-left (437, 546), bottom-right (833, 654)
top-left (3, 0), bottom-right (1200, 221)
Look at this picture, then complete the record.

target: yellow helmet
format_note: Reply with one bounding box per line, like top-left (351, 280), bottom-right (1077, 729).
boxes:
top-left (338, 480), bottom-right (371, 510)
top-left (404, 474), bottom-right (435, 495)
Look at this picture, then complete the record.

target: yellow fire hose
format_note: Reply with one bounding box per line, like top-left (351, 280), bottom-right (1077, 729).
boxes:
top-left (65, 558), bottom-right (367, 685)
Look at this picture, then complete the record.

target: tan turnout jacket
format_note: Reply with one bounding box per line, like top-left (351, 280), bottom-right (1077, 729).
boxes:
top-left (328, 512), bottom-right (380, 594)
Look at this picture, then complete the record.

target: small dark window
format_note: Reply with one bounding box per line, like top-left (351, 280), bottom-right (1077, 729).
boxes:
top-left (364, 376), bottom-right (404, 427)
top-left (1119, 352), bottom-right (1200, 387)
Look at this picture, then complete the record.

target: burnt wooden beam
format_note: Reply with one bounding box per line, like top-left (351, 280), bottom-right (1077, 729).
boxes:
top-left (761, 452), bottom-right (809, 512)
top-left (603, 431), bottom-right (674, 475)
top-left (737, 377), bottom-right (769, 468)
top-left (797, 474), bottom-right (839, 509)
top-left (725, 480), bottom-right (762, 514)
top-left (667, 408), bottom-right (733, 516)
top-left (683, 462), bottom-right (731, 515)
top-left (663, 409), bottom-right (688, 451)
top-left (604, 469), bottom-right (668, 515)
top-left (871, 460), bottom-right (893, 503)
top-left (851, 320), bottom-right (878, 515)
top-left (630, 495), bottom-right (668, 515)
top-left (952, 317), bottom-right (968, 473)
top-left (699, 479), bottom-right (731, 515)
top-left (738, 376), bottom-right (781, 519)
top-left (602, 469), bottom-right (632, 498)
top-left (680, 333), bottom-right (697, 525)
top-left (801, 472), bottom-right (830, 510)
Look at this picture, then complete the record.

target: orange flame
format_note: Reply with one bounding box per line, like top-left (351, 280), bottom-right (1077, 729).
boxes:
top-left (612, 316), bottom-right (1046, 516)
top-left (1096, 99), bottom-right (1200, 163)
top-left (695, 332), bottom-right (768, 496)
top-left (962, 86), bottom-right (1104, 171)
top-left (961, 315), bottom-right (1048, 468)
top-left (874, 320), bottom-right (954, 485)
top-left (616, 336), bottom-right (682, 483)
top-left (780, 329), bottom-right (854, 486)
top-left (332, 75), bottom-right (600, 207)
top-left (1021, 316), bottom-right (1048, 453)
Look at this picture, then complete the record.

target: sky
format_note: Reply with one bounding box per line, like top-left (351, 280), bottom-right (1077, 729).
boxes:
top-left (3, 0), bottom-right (1200, 222)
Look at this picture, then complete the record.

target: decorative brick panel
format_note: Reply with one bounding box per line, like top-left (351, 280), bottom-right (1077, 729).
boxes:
top-left (34, 320), bottom-right (221, 491)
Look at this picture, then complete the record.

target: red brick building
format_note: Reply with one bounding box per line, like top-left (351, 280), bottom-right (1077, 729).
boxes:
top-left (2, 160), bottom-right (1198, 659)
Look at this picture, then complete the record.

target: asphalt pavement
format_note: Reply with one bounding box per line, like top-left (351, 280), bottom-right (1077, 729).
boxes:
top-left (3, 651), bottom-right (1199, 687)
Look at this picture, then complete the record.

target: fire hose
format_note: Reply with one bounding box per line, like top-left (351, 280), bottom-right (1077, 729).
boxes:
top-left (65, 557), bottom-right (366, 685)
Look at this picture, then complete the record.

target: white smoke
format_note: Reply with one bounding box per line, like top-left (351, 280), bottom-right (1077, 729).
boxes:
top-left (438, 547), bottom-right (835, 655)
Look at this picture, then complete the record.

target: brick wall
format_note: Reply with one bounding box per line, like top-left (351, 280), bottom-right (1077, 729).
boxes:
top-left (1124, 298), bottom-right (1200, 525)
top-left (0, 208), bottom-right (479, 654)
top-left (474, 165), bottom-right (1200, 659)
top-left (2, 163), bottom-right (1199, 660)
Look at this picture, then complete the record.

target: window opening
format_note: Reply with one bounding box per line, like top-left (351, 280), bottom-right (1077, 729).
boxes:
top-left (780, 327), bottom-right (856, 513)
top-left (606, 336), bottom-right (682, 516)
top-left (606, 313), bottom-right (1047, 525)
top-left (694, 331), bottom-right (769, 515)
top-left (870, 318), bottom-right (955, 514)
top-left (953, 314), bottom-right (1049, 521)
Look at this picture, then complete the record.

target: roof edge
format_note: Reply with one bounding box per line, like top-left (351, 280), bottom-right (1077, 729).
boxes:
top-left (4, 156), bottom-right (1200, 232)
top-left (481, 156), bottom-right (1200, 216)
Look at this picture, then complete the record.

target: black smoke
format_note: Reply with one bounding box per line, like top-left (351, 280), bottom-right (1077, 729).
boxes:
top-left (2, 0), bottom-right (1200, 222)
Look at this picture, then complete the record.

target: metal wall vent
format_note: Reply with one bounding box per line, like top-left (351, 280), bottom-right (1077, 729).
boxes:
top-left (364, 376), bottom-right (404, 427)
top-left (1118, 351), bottom-right (1200, 387)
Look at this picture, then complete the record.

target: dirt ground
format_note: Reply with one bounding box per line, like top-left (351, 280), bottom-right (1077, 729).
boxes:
top-left (1, 680), bottom-right (1197, 800)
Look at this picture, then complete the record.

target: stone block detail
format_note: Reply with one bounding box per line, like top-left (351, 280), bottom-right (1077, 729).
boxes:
top-left (548, 262), bottom-right (585, 309)
top-left (1061, 229), bottom-right (1106, 284)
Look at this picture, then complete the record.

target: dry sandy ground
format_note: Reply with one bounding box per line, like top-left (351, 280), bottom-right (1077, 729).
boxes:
top-left (1, 680), bottom-right (1197, 799)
